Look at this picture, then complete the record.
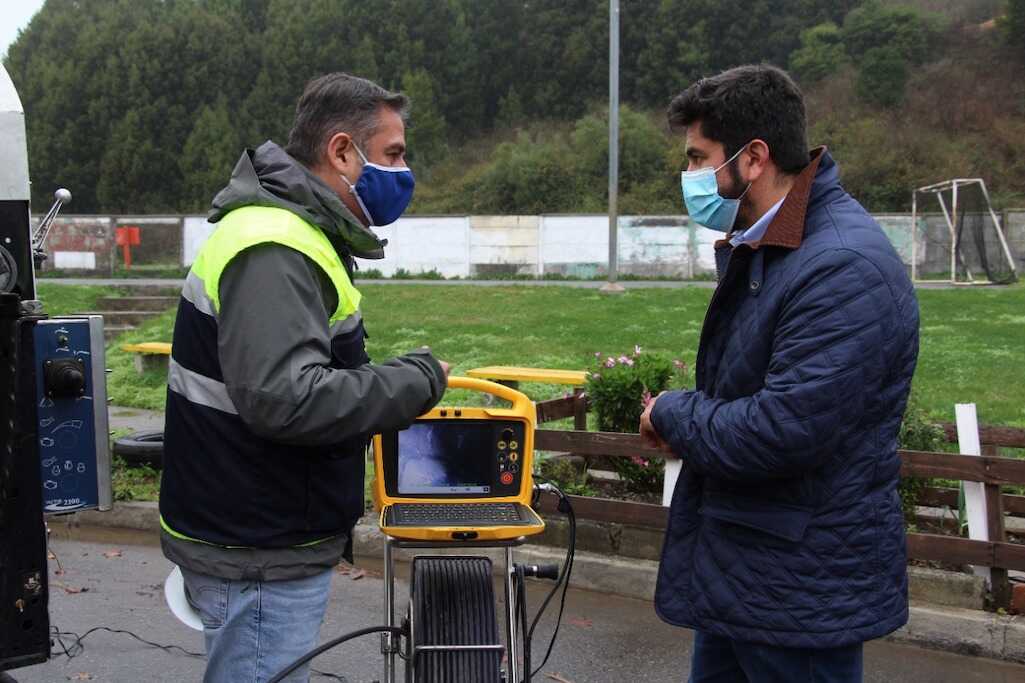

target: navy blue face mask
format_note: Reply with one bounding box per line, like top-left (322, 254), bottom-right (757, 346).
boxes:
top-left (341, 143), bottom-right (415, 226)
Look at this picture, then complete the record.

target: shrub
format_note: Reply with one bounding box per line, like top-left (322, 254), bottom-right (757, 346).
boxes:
top-left (585, 347), bottom-right (687, 492)
top-left (897, 400), bottom-right (945, 527)
top-left (856, 46), bottom-right (908, 108)
top-left (536, 456), bottom-right (595, 497)
top-left (790, 22), bottom-right (848, 84)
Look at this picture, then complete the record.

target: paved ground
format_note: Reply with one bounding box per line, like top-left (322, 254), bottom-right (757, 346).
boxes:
top-left (10, 527), bottom-right (1025, 683)
top-left (42, 277), bottom-right (963, 290)
top-left (108, 406), bottom-right (164, 434)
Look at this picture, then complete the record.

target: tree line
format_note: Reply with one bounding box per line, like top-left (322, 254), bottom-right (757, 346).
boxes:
top-left (4, 0), bottom-right (1023, 215)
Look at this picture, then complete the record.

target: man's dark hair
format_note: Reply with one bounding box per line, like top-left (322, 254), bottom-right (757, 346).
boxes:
top-left (667, 65), bottom-right (809, 174)
top-left (285, 73), bottom-right (409, 167)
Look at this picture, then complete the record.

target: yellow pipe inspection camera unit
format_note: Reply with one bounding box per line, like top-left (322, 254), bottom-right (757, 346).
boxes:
top-left (270, 377), bottom-right (577, 683)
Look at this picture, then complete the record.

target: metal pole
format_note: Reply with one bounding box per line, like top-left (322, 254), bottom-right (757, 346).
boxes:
top-left (951, 181), bottom-right (960, 283)
top-left (936, 190), bottom-right (956, 283)
top-left (601, 0), bottom-right (624, 294)
top-left (977, 179), bottom-right (1019, 278)
top-left (383, 539), bottom-right (395, 683)
top-left (910, 190), bottom-right (918, 282)
top-left (505, 547), bottom-right (518, 683)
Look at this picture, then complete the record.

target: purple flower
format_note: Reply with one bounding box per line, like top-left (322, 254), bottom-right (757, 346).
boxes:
top-left (634, 345), bottom-right (642, 355)
top-left (594, 351), bottom-right (602, 358)
top-left (605, 357), bottom-right (616, 368)
top-left (618, 355), bottom-right (633, 366)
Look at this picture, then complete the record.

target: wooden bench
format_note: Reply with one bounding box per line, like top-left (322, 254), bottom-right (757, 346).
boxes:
top-left (121, 342), bottom-right (171, 374)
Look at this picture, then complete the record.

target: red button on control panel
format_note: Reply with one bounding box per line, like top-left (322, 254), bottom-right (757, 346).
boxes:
top-left (500, 472), bottom-right (514, 485)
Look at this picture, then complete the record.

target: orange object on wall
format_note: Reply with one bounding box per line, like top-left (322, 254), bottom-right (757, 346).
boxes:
top-left (115, 226), bottom-right (141, 268)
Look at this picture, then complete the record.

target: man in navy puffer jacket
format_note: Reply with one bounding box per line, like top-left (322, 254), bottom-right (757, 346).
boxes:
top-left (639, 65), bottom-right (919, 682)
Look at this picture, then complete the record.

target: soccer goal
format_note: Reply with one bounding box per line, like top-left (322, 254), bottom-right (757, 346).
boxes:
top-left (910, 179), bottom-right (1018, 284)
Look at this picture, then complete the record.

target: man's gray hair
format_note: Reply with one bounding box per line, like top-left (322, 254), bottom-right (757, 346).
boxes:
top-left (285, 73), bottom-right (408, 167)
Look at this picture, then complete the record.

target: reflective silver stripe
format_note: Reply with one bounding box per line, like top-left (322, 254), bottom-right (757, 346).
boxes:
top-left (168, 358), bottom-right (238, 415)
top-left (329, 310), bottom-right (362, 336)
top-left (182, 270), bottom-right (216, 317)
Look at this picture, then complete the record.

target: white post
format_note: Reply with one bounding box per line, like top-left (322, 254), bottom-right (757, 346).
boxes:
top-left (662, 459), bottom-right (682, 507)
top-left (935, 191), bottom-right (959, 283)
top-left (955, 403), bottom-right (990, 582)
top-left (951, 181), bottom-right (960, 283)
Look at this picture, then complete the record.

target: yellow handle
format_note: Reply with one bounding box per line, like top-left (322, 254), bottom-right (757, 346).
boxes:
top-left (446, 375), bottom-right (533, 413)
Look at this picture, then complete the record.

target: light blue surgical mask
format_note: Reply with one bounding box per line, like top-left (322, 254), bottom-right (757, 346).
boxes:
top-left (341, 143), bottom-right (415, 226)
top-left (680, 144), bottom-right (751, 232)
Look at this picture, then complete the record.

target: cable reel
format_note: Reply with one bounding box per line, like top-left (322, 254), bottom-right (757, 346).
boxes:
top-left (409, 557), bottom-right (502, 683)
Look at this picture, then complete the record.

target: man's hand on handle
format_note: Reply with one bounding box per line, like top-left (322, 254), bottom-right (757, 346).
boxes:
top-left (420, 346), bottom-right (451, 379)
top-left (640, 391), bottom-right (676, 455)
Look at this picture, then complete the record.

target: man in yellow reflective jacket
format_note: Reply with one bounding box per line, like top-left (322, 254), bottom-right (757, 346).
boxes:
top-left (160, 73), bottom-right (449, 683)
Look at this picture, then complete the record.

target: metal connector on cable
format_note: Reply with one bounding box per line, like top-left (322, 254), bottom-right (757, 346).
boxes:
top-left (520, 564), bottom-right (560, 581)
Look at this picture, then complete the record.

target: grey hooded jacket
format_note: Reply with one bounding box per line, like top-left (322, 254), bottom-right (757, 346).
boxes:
top-left (160, 142), bottom-right (446, 580)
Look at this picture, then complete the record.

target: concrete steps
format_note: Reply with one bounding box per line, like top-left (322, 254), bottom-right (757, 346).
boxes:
top-left (103, 324), bottom-right (136, 340)
top-left (87, 310), bottom-right (166, 327)
top-left (116, 284), bottom-right (181, 297)
top-left (96, 285), bottom-right (180, 340)
top-left (98, 295), bottom-right (178, 311)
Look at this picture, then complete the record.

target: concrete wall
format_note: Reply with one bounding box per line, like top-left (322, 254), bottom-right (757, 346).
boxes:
top-left (39, 216), bottom-right (115, 273)
top-left (182, 215), bottom-right (214, 267)
top-left (36, 214), bottom-right (183, 274)
top-left (36, 210), bottom-right (1025, 279)
top-left (372, 216), bottom-right (470, 278)
top-left (1004, 210), bottom-right (1025, 274)
top-left (114, 216), bottom-right (182, 266)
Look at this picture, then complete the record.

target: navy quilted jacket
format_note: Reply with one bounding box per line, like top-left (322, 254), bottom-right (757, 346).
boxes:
top-left (650, 148), bottom-right (919, 648)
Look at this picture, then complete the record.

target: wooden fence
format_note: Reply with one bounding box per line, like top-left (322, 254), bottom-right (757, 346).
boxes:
top-left (533, 392), bottom-right (1025, 608)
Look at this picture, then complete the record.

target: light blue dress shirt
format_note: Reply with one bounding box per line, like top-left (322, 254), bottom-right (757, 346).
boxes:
top-left (729, 195), bottom-right (787, 247)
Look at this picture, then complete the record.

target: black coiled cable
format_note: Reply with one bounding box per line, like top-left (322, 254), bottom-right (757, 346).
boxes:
top-left (515, 481), bottom-right (576, 683)
top-left (267, 625), bottom-right (405, 683)
top-left (414, 556), bottom-right (501, 683)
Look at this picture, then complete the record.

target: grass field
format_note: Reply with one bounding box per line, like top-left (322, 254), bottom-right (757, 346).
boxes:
top-left (32, 281), bottom-right (1024, 502)
top-left (35, 283), bottom-right (124, 314)
top-left (36, 281), bottom-right (1025, 427)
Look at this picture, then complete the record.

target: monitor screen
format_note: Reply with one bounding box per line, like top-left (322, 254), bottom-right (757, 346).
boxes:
top-left (397, 422), bottom-right (494, 495)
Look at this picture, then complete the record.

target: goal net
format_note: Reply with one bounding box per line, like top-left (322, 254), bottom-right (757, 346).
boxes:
top-left (911, 179), bottom-right (1017, 284)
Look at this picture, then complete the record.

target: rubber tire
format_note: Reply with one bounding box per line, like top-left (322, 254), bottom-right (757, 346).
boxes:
top-left (112, 430), bottom-right (164, 469)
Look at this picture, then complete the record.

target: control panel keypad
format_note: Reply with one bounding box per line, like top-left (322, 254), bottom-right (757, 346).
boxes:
top-left (495, 425), bottom-right (525, 493)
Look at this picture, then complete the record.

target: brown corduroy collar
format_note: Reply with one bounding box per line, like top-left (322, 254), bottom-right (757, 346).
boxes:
top-left (716, 146), bottom-right (826, 252)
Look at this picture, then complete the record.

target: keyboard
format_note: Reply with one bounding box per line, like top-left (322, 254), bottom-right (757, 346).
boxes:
top-left (388, 502), bottom-right (531, 526)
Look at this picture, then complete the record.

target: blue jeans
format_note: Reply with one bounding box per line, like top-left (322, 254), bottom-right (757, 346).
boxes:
top-left (182, 567), bottom-right (333, 683)
top-left (688, 631), bottom-right (863, 683)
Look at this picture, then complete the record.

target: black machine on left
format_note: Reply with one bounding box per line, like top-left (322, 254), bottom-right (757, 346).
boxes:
top-left (0, 65), bottom-right (112, 675)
